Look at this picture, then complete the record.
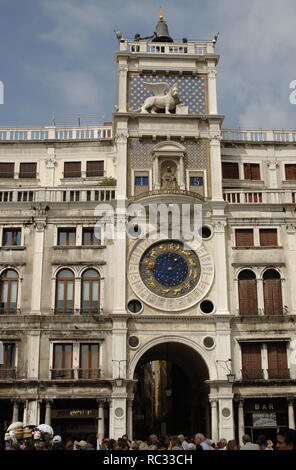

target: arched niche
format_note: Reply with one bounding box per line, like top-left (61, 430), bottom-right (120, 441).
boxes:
top-left (152, 141), bottom-right (186, 190)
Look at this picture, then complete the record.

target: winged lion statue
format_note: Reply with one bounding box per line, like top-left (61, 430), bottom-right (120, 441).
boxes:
top-left (135, 82), bottom-right (179, 114)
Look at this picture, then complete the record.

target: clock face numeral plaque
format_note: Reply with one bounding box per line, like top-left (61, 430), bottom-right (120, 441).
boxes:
top-left (140, 241), bottom-right (201, 298)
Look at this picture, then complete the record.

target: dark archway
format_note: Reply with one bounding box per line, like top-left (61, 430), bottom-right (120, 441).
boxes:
top-left (133, 342), bottom-right (209, 439)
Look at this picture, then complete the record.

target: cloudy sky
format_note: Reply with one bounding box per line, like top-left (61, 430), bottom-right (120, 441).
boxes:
top-left (1, 0), bottom-right (296, 129)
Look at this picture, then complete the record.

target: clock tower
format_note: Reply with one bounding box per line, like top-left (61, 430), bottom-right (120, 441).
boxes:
top-left (110, 12), bottom-right (233, 440)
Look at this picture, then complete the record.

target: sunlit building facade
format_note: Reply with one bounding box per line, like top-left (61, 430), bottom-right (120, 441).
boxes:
top-left (0, 14), bottom-right (295, 446)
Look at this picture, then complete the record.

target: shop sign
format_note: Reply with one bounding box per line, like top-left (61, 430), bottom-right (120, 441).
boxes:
top-left (52, 409), bottom-right (98, 419)
top-left (253, 412), bottom-right (277, 428)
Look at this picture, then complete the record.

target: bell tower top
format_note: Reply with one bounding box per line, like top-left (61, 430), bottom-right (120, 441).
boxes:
top-left (151, 9), bottom-right (174, 43)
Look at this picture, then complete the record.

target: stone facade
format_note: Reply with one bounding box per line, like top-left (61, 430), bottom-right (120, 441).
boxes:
top-left (0, 18), bottom-right (295, 445)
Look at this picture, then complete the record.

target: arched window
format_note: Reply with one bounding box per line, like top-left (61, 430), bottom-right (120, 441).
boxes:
top-left (81, 269), bottom-right (100, 314)
top-left (263, 269), bottom-right (283, 315)
top-left (238, 270), bottom-right (257, 316)
top-left (0, 269), bottom-right (18, 314)
top-left (55, 269), bottom-right (74, 314)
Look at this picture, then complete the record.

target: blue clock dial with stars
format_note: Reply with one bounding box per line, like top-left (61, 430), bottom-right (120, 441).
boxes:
top-left (140, 241), bottom-right (201, 298)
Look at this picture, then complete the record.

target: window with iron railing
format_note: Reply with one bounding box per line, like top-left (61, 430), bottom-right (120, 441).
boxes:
top-left (241, 343), bottom-right (262, 379)
top-left (52, 344), bottom-right (73, 379)
top-left (267, 343), bottom-right (289, 378)
top-left (0, 269), bottom-right (18, 314)
top-left (81, 269), bottom-right (100, 314)
top-left (79, 344), bottom-right (100, 379)
top-left (55, 269), bottom-right (74, 315)
top-left (0, 343), bottom-right (16, 378)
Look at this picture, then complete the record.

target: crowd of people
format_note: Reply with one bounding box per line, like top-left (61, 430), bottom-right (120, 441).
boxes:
top-left (4, 421), bottom-right (296, 451)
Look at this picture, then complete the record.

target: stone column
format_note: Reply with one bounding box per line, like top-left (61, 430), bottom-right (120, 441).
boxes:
top-left (288, 397), bottom-right (295, 429)
top-left (209, 137), bottom-right (223, 200)
top-left (11, 400), bottom-right (19, 423)
top-left (31, 218), bottom-right (46, 314)
top-left (210, 399), bottom-right (218, 443)
top-left (286, 224), bottom-right (296, 314)
top-left (45, 148), bottom-right (57, 187)
top-left (238, 400), bottom-right (245, 445)
top-left (117, 62), bottom-right (128, 113)
top-left (97, 400), bottom-right (105, 442)
top-left (110, 389), bottom-right (127, 439)
top-left (208, 69), bottom-right (218, 115)
top-left (23, 400), bottom-right (28, 426)
top-left (205, 402), bottom-right (211, 438)
top-left (45, 400), bottom-right (53, 426)
top-left (126, 397), bottom-right (133, 441)
top-left (213, 219), bottom-right (229, 315)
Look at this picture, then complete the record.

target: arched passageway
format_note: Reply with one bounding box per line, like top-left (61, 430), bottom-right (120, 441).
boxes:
top-left (133, 341), bottom-right (210, 439)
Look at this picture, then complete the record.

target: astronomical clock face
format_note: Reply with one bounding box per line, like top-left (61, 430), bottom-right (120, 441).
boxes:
top-left (140, 241), bottom-right (200, 298)
top-left (128, 238), bottom-right (214, 312)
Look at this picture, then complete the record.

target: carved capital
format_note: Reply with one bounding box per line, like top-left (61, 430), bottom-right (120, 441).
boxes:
top-left (45, 157), bottom-right (57, 169)
top-left (213, 220), bottom-right (227, 233)
top-left (267, 161), bottom-right (279, 170)
top-left (33, 217), bottom-right (47, 232)
top-left (118, 65), bottom-right (128, 73)
top-left (115, 131), bottom-right (129, 144)
top-left (286, 224), bottom-right (296, 234)
top-left (208, 70), bottom-right (217, 79)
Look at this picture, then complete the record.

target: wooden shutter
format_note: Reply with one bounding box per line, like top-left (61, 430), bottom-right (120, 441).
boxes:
top-left (19, 162), bottom-right (37, 178)
top-left (0, 163), bottom-right (14, 178)
top-left (267, 343), bottom-right (288, 378)
top-left (241, 343), bottom-right (262, 378)
top-left (285, 164), bottom-right (296, 180)
top-left (64, 162), bottom-right (81, 178)
top-left (259, 229), bottom-right (277, 246)
top-left (222, 162), bottom-right (239, 179)
top-left (239, 280), bottom-right (258, 315)
top-left (244, 163), bottom-right (260, 180)
top-left (263, 279), bottom-right (282, 315)
top-left (235, 229), bottom-right (254, 246)
top-left (251, 164), bottom-right (260, 180)
top-left (86, 161), bottom-right (104, 177)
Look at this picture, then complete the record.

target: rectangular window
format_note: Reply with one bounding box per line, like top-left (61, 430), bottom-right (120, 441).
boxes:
top-left (267, 343), bottom-right (289, 379)
top-left (135, 176), bottom-right (149, 186)
top-left (259, 229), bottom-right (277, 246)
top-left (57, 228), bottom-right (76, 246)
top-left (82, 228), bottom-right (101, 246)
top-left (244, 163), bottom-right (260, 180)
top-left (79, 344), bottom-right (100, 378)
top-left (222, 162), bottom-right (239, 179)
top-left (64, 162), bottom-right (81, 178)
top-left (2, 228), bottom-right (21, 246)
top-left (241, 343), bottom-right (262, 379)
top-left (19, 162), bottom-right (37, 178)
top-left (235, 229), bottom-right (254, 247)
top-left (0, 343), bottom-right (15, 379)
top-left (285, 164), bottom-right (296, 180)
top-left (86, 161), bottom-right (104, 177)
top-left (52, 344), bottom-right (73, 379)
top-left (190, 176), bottom-right (204, 186)
top-left (0, 163), bottom-right (14, 178)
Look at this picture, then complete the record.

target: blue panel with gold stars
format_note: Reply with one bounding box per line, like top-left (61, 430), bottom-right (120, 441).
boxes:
top-left (140, 240), bottom-right (201, 298)
top-left (129, 73), bottom-right (208, 115)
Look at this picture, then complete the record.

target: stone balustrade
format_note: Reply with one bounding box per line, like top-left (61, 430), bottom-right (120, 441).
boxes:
top-left (0, 125), bottom-right (112, 141)
top-left (222, 128), bottom-right (296, 143)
